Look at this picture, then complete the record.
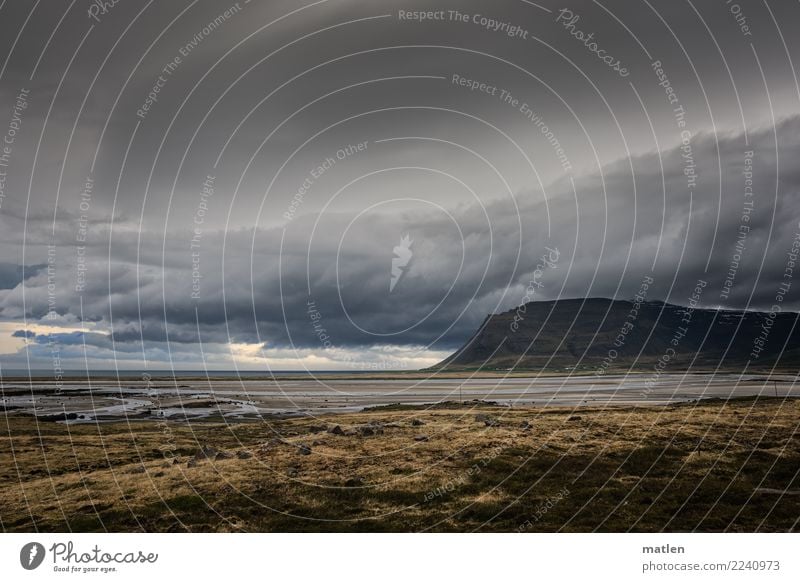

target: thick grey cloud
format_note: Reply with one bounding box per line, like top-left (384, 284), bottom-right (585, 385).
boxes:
top-left (0, 262), bottom-right (44, 289)
top-left (0, 0), bottom-right (798, 369)
top-left (2, 116), bottom-right (798, 364)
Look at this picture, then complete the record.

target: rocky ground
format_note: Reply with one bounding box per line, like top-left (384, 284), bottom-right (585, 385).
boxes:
top-left (1, 396), bottom-right (798, 532)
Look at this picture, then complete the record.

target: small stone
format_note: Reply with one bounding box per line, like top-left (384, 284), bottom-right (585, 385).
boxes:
top-left (344, 477), bottom-right (364, 487)
top-left (194, 445), bottom-right (218, 460)
top-left (187, 458), bottom-right (198, 468)
top-left (359, 426), bottom-right (375, 436)
top-left (568, 415), bottom-right (582, 421)
top-left (414, 435), bottom-right (429, 442)
top-left (343, 429), bottom-right (358, 436)
top-left (297, 444), bottom-right (312, 455)
top-left (236, 450), bottom-right (253, 459)
top-left (411, 418), bottom-right (425, 426)
top-left (308, 425), bottom-right (326, 434)
top-left (520, 421), bottom-right (532, 430)
top-left (327, 425), bottom-right (344, 435)
top-left (259, 438), bottom-right (284, 452)
top-left (484, 419), bottom-right (500, 427)
top-left (215, 451), bottom-right (234, 460)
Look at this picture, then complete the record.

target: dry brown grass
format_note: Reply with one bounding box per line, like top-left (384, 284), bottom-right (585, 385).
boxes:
top-left (1, 397), bottom-right (799, 532)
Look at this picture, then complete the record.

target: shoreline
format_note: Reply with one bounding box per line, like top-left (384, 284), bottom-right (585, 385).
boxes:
top-left (4, 368), bottom-right (799, 383)
top-left (2, 372), bottom-right (798, 424)
top-left (0, 374), bottom-right (800, 424)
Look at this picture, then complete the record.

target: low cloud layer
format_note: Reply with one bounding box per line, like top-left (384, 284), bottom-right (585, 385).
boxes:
top-left (1, 116), bottom-right (798, 369)
top-left (0, 0), bottom-right (798, 370)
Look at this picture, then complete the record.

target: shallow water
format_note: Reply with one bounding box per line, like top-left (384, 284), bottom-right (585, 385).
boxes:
top-left (1, 373), bottom-right (796, 423)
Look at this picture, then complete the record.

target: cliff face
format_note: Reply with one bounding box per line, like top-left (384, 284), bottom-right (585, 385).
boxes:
top-left (434, 298), bottom-right (800, 372)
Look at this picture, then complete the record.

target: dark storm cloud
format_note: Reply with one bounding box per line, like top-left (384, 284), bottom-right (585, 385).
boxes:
top-left (4, 115), bottom-right (800, 359)
top-left (0, 263), bottom-right (45, 289)
top-left (0, 0), bottom-right (798, 368)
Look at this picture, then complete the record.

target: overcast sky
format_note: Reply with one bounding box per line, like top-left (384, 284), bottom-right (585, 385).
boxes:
top-left (0, 0), bottom-right (798, 371)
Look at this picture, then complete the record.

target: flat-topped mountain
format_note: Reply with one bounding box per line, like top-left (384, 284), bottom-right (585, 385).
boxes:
top-left (434, 298), bottom-right (800, 372)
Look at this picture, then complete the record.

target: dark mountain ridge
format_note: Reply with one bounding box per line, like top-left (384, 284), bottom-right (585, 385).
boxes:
top-left (434, 298), bottom-right (800, 372)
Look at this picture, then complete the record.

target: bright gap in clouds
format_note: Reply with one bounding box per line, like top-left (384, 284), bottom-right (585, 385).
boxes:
top-left (0, 322), bottom-right (449, 372)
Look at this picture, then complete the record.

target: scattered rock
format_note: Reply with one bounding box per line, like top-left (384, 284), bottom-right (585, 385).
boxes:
top-left (414, 435), bottom-right (429, 442)
top-left (287, 467), bottom-right (299, 478)
top-left (215, 451), bottom-right (234, 461)
top-left (327, 425), bottom-right (344, 435)
top-left (297, 444), bottom-right (312, 455)
top-left (172, 457), bottom-right (181, 465)
top-left (344, 477), bottom-right (364, 487)
top-left (366, 421), bottom-right (385, 434)
top-left (484, 419), bottom-right (500, 427)
top-left (187, 458), bottom-right (198, 468)
top-left (311, 440), bottom-right (325, 446)
top-left (343, 429), bottom-right (358, 436)
top-left (153, 471), bottom-right (165, 478)
top-left (359, 426), bottom-right (375, 436)
top-left (568, 415), bottom-right (582, 422)
top-left (194, 445), bottom-right (219, 460)
top-left (411, 418), bottom-right (425, 426)
top-left (308, 425), bottom-right (327, 434)
top-left (236, 450), bottom-right (253, 460)
top-left (260, 437), bottom-right (289, 453)
top-left (520, 420), bottom-right (532, 430)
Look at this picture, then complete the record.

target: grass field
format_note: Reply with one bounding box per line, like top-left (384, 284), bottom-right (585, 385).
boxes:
top-left (1, 397), bottom-right (798, 532)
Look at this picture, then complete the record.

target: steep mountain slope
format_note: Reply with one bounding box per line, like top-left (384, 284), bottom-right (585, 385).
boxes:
top-left (434, 298), bottom-right (800, 372)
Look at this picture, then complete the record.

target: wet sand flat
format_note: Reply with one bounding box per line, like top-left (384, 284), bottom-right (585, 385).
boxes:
top-left (1, 372), bottom-right (798, 422)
